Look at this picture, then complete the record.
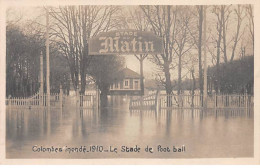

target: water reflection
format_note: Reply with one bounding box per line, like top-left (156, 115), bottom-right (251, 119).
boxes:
top-left (6, 96), bottom-right (254, 158)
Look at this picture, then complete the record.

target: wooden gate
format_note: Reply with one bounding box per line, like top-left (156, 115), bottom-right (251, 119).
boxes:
top-left (65, 90), bottom-right (100, 109)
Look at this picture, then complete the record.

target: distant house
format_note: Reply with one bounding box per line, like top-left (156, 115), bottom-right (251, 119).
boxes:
top-left (109, 67), bottom-right (142, 95)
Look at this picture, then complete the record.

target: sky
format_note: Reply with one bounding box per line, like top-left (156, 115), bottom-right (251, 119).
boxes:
top-left (123, 55), bottom-right (156, 78)
top-left (6, 6), bottom-right (158, 78)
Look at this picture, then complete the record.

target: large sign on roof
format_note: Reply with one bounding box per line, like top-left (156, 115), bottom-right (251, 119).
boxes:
top-left (88, 30), bottom-right (163, 55)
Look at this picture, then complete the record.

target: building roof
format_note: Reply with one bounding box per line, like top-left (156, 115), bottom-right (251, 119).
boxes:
top-left (114, 67), bottom-right (140, 80)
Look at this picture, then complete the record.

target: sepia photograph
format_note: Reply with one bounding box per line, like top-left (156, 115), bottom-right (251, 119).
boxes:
top-left (1, 0), bottom-right (258, 164)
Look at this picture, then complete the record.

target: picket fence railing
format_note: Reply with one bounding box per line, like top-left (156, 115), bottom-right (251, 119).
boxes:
top-left (129, 93), bottom-right (157, 109)
top-left (6, 88), bottom-right (100, 110)
top-left (6, 92), bottom-right (41, 108)
top-left (129, 92), bottom-right (254, 110)
top-left (79, 92), bottom-right (99, 109)
top-left (6, 91), bottom-right (63, 109)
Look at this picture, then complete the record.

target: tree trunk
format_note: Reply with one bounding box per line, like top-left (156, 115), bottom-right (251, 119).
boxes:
top-left (216, 18), bottom-right (223, 94)
top-left (221, 6), bottom-right (228, 63)
top-left (81, 11), bottom-right (88, 95)
top-left (191, 69), bottom-right (196, 107)
top-left (198, 6), bottom-right (203, 96)
top-left (140, 59), bottom-right (144, 95)
top-left (164, 63), bottom-right (172, 107)
top-left (230, 6), bottom-right (241, 62)
top-left (177, 51), bottom-right (182, 95)
top-left (164, 63), bottom-right (172, 94)
top-left (80, 53), bottom-right (86, 95)
top-left (100, 88), bottom-right (108, 107)
top-left (80, 69), bottom-right (86, 95)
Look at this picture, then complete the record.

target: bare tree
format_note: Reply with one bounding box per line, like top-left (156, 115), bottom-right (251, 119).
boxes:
top-left (230, 5), bottom-right (246, 62)
top-left (140, 5), bottom-right (177, 95)
top-left (246, 4), bottom-right (254, 51)
top-left (210, 5), bottom-right (224, 93)
top-left (186, 6), bottom-right (206, 96)
top-left (221, 5), bottom-right (232, 63)
top-left (172, 6), bottom-right (195, 95)
top-left (197, 6), bottom-right (204, 95)
top-left (49, 6), bottom-right (120, 94)
top-left (127, 7), bottom-right (150, 95)
top-left (208, 5), bottom-right (246, 93)
top-left (220, 5), bottom-right (246, 63)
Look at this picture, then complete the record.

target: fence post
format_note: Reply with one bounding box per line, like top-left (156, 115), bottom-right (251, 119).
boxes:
top-left (155, 89), bottom-right (160, 112)
top-left (93, 94), bottom-right (96, 109)
top-left (245, 93), bottom-right (248, 110)
top-left (248, 95), bottom-right (251, 109)
top-left (8, 97), bottom-right (12, 110)
top-left (60, 85), bottom-right (63, 109)
top-left (129, 97), bottom-right (132, 110)
top-left (39, 52), bottom-right (44, 107)
top-left (79, 94), bottom-right (82, 107)
top-left (96, 86), bottom-right (100, 111)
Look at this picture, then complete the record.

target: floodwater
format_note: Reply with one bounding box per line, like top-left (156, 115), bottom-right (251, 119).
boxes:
top-left (6, 96), bottom-right (254, 159)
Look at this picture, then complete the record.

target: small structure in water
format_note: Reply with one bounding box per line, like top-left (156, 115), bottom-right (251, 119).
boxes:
top-left (109, 67), bottom-right (141, 96)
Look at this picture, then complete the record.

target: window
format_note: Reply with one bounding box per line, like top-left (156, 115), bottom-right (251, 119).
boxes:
top-left (115, 83), bottom-right (119, 89)
top-left (125, 80), bottom-right (129, 86)
top-left (124, 79), bottom-right (130, 89)
top-left (134, 80), bottom-right (139, 90)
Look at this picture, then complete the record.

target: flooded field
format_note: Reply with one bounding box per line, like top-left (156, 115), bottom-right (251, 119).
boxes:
top-left (6, 96), bottom-right (253, 159)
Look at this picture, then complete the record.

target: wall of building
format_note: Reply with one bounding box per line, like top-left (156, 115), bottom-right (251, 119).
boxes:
top-left (110, 78), bottom-right (140, 91)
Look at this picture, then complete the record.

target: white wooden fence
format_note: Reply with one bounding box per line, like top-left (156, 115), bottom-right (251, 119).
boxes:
top-left (159, 93), bottom-right (253, 109)
top-left (6, 92), bottom-right (42, 108)
top-left (129, 91), bottom-right (254, 110)
top-left (6, 91), bottom-right (63, 109)
top-left (79, 91), bottom-right (100, 109)
top-left (129, 93), bottom-right (157, 110)
top-left (130, 108), bottom-right (252, 120)
top-left (6, 86), bottom-right (101, 110)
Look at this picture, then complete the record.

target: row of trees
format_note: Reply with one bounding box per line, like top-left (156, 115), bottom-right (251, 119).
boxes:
top-left (6, 24), bottom-right (71, 97)
top-left (6, 23), bottom-right (125, 99)
top-left (6, 6), bottom-right (125, 101)
top-left (208, 55), bottom-right (253, 95)
top-left (6, 5), bottom-right (254, 99)
top-left (6, 25), bottom-right (43, 97)
top-left (121, 5), bottom-right (253, 95)
top-left (48, 6), bottom-right (123, 94)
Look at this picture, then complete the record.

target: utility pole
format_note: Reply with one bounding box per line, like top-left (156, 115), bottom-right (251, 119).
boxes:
top-left (203, 6), bottom-right (207, 108)
top-left (46, 7), bottom-right (50, 108)
top-left (40, 52), bottom-right (44, 106)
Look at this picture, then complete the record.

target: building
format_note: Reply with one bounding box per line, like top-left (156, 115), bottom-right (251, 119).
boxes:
top-left (109, 67), bottom-right (142, 96)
